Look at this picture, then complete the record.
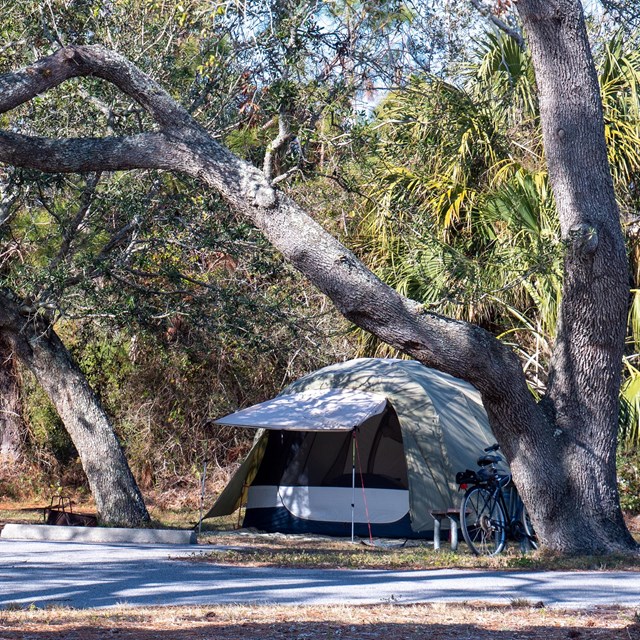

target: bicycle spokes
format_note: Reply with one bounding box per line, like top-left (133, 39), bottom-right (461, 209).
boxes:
top-left (460, 486), bottom-right (507, 556)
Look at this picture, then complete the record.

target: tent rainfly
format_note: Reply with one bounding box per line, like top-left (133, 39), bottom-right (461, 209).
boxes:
top-left (204, 358), bottom-right (497, 539)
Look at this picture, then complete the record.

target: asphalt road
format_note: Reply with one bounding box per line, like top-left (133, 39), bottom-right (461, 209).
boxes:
top-left (1, 538), bottom-right (639, 609)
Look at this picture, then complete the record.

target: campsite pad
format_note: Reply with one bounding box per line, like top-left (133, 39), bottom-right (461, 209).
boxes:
top-left (2, 522), bottom-right (197, 545)
top-left (194, 527), bottom-right (441, 569)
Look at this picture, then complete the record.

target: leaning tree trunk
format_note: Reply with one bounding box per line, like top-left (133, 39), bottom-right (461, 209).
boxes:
top-left (0, 22), bottom-right (635, 551)
top-left (0, 296), bottom-right (149, 527)
top-left (0, 337), bottom-right (22, 462)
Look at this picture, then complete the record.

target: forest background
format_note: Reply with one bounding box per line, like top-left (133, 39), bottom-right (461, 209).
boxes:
top-left (2, 0), bottom-right (640, 519)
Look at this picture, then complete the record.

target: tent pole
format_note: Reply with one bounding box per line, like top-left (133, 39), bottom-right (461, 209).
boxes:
top-left (351, 430), bottom-right (356, 543)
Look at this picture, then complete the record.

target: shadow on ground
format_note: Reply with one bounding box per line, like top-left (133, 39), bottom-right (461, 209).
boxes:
top-left (0, 620), bottom-right (638, 639)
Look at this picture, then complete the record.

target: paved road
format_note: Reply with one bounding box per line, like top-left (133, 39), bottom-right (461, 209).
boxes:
top-left (1, 538), bottom-right (639, 609)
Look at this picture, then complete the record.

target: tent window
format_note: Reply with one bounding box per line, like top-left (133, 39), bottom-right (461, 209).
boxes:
top-left (366, 406), bottom-right (407, 485)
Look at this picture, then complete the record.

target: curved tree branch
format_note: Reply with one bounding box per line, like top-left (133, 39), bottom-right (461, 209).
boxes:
top-left (0, 44), bottom-right (546, 445)
top-left (0, 46), bottom-right (189, 130)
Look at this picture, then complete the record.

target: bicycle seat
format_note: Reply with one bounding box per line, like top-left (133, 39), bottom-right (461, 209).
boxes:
top-left (477, 454), bottom-right (502, 466)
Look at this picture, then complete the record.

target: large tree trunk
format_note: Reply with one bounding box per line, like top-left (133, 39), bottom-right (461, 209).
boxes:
top-left (506, 0), bottom-right (635, 552)
top-left (0, 295), bottom-right (149, 527)
top-left (0, 16), bottom-right (635, 552)
top-left (0, 337), bottom-right (22, 462)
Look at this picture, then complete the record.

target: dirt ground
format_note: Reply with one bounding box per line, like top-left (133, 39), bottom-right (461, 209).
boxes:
top-left (0, 604), bottom-right (638, 639)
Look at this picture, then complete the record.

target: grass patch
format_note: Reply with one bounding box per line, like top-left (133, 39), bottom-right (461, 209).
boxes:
top-left (195, 530), bottom-right (640, 571)
top-left (0, 500), bottom-right (237, 531)
top-left (199, 545), bottom-right (640, 571)
top-left (0, 506), bottom-right (44, 525)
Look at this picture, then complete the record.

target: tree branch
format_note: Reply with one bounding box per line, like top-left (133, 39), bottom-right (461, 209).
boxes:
top-left (0, 168), bottom-right (19, 227)
top-left (263, 107), bottom-right (292, 182)
top-left (0, 44), bottom-right (538, 409)
top-left (469, 0), bottom-right (525, 50)
top-left (0, 46), bottom-right (276, 209)
top-left (49, 172), bottom-right (102, 272)
top-left (0, 131), bottom-right (181, 173)
top-left (0, 290), bottom-right (27, 334)
top-left (0, 46), bottom-right (191, 130)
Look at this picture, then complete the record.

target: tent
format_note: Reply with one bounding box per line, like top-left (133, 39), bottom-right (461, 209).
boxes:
top-left (204, 358), bottom-right (496, 538)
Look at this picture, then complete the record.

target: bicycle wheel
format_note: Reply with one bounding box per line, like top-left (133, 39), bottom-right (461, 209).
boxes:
top-left (460, 486), bottom-right (507, 556)
top-left (521, 505), bottom-right (538, 550)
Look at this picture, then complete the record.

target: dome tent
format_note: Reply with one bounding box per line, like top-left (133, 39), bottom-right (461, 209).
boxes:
top-left (204, 358), bottom-right (496, 538)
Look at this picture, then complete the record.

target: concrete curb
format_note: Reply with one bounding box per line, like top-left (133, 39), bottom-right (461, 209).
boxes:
top-left (0, 523), bottom-right (197, 545)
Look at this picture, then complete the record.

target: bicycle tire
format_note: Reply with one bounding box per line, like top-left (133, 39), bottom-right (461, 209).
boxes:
top-left (460, 485), bottom-right (507, 556)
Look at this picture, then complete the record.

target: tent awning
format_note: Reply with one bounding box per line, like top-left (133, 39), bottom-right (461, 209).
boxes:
top-left (214, 388), bottom-right (388, 431)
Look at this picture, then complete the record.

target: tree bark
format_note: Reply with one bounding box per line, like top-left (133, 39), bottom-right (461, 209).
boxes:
top-left (0, 337), bottom-right (22, 462)
top-left (510, 0), bottom-right (635, 552)
top-left (0, 293), bottom-right (150, 526)
top-left (0, 25), bottom-right (635, 551)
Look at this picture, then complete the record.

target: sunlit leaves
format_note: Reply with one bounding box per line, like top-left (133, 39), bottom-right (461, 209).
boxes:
top-left (348, 33), bottom-right (560, 373)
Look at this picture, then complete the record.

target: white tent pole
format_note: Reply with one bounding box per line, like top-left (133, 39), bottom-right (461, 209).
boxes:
top-left (351, 430), bottom-right (356, 543)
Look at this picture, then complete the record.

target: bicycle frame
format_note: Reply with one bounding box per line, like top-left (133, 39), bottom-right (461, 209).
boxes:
top-left (458, 443), bottom-right (537, 555)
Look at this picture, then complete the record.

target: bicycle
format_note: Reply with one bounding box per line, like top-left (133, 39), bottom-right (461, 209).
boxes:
top-left (456, 444), bottom-right (537, 556)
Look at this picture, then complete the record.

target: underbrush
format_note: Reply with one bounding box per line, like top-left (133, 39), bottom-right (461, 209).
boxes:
top-left (0, 448), bottom-right (240, 528)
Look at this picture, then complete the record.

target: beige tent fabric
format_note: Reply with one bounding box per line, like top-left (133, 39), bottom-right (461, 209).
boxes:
top-left (213, 389), bottom-right (388, 431)
top-left (204, 358), bottom-right (496, 532)
top-left (284, 359), bottom-right (495, 532)
top-left (203, 431), bottom-right (268, 519)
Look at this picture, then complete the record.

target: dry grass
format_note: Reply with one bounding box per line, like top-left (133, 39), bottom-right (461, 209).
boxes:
top-left (0, 496), bottom-right (221, 531)
top-left (196, 528), bottom-right (640, 572)
top-left (0, 603), bottom-right (638, 639)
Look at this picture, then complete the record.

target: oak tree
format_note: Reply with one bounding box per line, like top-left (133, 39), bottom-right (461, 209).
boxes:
top-left (0, 0), bottom-right (636, 552)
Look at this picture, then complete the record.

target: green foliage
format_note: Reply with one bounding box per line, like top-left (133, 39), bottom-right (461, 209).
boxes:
top-left (225, 128), bottom-right (265, 163)
top-left (617, 449), bottom-right (640, 513)
top-left (599, 33), bottom-right (640, 212)
top-left (619, 363), bottom-right (640, 451)
top-left (0, 1), bottom-right (357, 494)
top-left (67, 327), bottom-right (133, 405)
top-left (21, 377), bottom-right (77, 467)
top-left (341, 28), bottom-right (640, 396)
top-left (340, 36), bottom-right (555, 378)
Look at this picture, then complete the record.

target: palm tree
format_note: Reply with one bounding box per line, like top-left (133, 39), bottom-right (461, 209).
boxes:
top-left (349, 30), bottom-right (640, 396)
